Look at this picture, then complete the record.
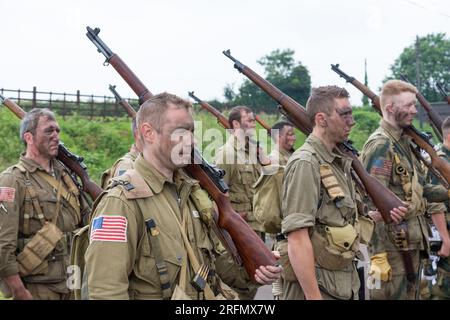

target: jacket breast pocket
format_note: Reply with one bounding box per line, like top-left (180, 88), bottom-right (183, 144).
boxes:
top-left (135, 232), bottom-right (184, 291)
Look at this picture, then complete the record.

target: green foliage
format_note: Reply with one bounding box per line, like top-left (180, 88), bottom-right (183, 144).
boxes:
top-left (224, 49), bottom-right (311, 113)
top-left (349, 107), bottom-right (380, 149)
top-left (0, 109), bottom-right (134, 183)
top-left (386, 33), bottom-right (450, 102)
top-left (0, 106), bottom-right (391, 184)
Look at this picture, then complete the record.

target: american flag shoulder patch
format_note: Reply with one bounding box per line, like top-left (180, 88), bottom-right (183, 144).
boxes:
top-left (0, 187), bottom-right (15, 202)
top-left (90, 215), bottom-right (127, 243)
top-left (370, 159), bottom-right (392, 177)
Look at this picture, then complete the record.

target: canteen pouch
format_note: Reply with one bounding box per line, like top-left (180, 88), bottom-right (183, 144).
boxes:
top-left (311, 224), bottom-right (357, 271)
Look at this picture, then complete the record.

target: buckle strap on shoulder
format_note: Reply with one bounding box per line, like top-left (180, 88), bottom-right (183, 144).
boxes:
top-left (17, 169), bottom-right (45, 234)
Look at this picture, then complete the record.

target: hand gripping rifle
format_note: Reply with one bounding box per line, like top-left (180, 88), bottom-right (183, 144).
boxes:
top-left (86, 28), bottom-right (278, 279)
top-left (223, 50), bottom-right (419, 285)
top-left (399, 74), bottom-right (443, 141)
top-left (331, 64), bottom-right (450, 189)
top-left (0, 94), bottom-right (103, 200)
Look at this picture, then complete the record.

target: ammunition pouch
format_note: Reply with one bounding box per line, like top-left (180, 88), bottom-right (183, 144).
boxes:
top-left (387, 222), bottom-right (410, 250)
top-left (311, 224), bottom-right (358, 271)
top-left (16, 222), bottom-right (63, 279)
top-left (319, 164), bottom-right (346, 203)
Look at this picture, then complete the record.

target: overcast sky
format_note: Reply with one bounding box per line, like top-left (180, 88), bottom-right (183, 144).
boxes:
top-left (1, 0), bottom-right (448, 107)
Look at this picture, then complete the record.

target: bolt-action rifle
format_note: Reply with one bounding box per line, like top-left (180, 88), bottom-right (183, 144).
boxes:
top-left (223, 49), bottom-right (418, 285)
top-left (86, 27), bottom-right (278, 279)
top-left (331, 64), bottom-right (450, 189)
top-left (0, 94), bottom-right (103, 200)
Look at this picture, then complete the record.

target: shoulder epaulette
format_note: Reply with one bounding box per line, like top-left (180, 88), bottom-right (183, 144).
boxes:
top-left (109, 169), bottom-right (153, 199)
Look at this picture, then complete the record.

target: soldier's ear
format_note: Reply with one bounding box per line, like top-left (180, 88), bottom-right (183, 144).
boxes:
top-left (23, 132), bottom-right (34, 146)
top-left (385, 103), bottom-right (395, 114)
top-left (315, 113), bottom-right (327, 127)
top-left (140, 122), bottom-right (156, 144)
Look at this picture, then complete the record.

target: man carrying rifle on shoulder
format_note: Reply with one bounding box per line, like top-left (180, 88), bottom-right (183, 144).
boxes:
top-left (426, 116), bottom-right (450, 299)
top-left (214, 106), bottom-right (272, 299)
top-left (214, 106), bottom-right (270, 236)
top-left (280, 86), bottom-right (407, 300)
top-left (0, 108), bottom-right (90, 300)
top-left (361, 80), bottom-right (450, 300)
top-left (84, 93), bottom-right (281, 300)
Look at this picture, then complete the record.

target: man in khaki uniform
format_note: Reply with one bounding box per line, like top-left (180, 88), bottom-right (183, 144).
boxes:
top-left (360, 80), bottom-right (450, 300)
top-left (84, 93), bottom-right (281, 300)
top-left (214, 106), bottom-right (269, 237)
top-left (427, 116), bottom-right (450, 299)
top-left (268, 121), bottom-right (296, 166)
top-left (281, 86), bottom-right (406, 300)
top-left (0, 108), bottom-right (90, 300)
top-left (214, 106), bottom-right (271, 300)
top-left (100, 117), bottom-right (142, 188)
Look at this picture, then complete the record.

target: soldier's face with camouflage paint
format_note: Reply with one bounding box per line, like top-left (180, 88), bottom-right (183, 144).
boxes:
top-left (159, 105), bottom-right (195, 169)
top-left (328, 97), bottom-right (355, 143)
top-left (389, 92), bottom-right (417, 129)
top-left (27, 116), bottom-right (60, 160)
top-left (236, 111), bottom-right (257, 137)
top-left (279, 125), bottom-right (296, 151)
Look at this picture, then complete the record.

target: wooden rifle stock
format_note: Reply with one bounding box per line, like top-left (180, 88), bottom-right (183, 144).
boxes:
top-left (223, 50), bottom-right (403, 224)
top-left (86, 33), bottom-right (275, 278)
top-left (399, 74), bottom-right (443, 139)
top-left (331, 63), bottom-right (450, 187)
top-left (109, 85), bottom-right (137, 117)
top-left (255, 115), bottom-right (272, 137)
top-left (0, 94), bottom-right (103, 200)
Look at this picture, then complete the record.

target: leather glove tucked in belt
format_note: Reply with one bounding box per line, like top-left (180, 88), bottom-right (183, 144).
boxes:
top-left (369, 252), bottom-right (392, 282)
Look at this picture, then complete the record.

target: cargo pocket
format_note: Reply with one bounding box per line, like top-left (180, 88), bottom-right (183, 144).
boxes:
top-left (316, 267), bottom-right (355, 300)
top-left (135, 232), bottom-right (184, 292)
